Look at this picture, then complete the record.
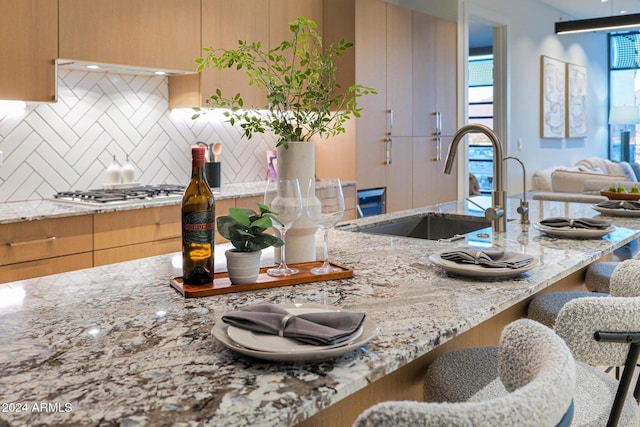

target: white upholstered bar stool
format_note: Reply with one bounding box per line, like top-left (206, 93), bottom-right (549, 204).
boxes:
top-left (352, 319), bottom-right (576, 427)
top-left (528, 259), bottom-right (640, 328)
top-left (421, 297), bottom-right (640, 427)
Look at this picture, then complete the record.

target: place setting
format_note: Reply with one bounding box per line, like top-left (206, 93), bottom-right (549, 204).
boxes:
top-left (429, 246), bottom-right (538, 278)
top-left (533, 216), bottom-right (615, 238)
top-left (212, 302), bottom-right (380, 362)
top-left (591, 200), bottom-right (640, 217)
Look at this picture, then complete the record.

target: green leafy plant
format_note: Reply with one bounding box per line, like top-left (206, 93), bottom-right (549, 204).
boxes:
top-left (216, 203), bottom-right (284, 252)
top-left (193, 16), bottom-right (376, 147)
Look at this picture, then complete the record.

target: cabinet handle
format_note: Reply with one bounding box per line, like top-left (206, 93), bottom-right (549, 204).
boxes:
top-left (435, 112), bottom-right (442, 161)
top-left (386, 109), bottom-right (394, 136)
top-left (7, 236), bottom-right (56, 247)
top-left (155, 220), bottom-right (178, 226)
top-left (385, 137), bottom-right (393, 165)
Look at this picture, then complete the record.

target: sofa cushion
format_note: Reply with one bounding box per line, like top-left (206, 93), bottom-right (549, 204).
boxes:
top-left (531, 165), bottom-right (585, 192)
top-left (619, 162), bottom-right (638, 181)
top-left (551, 169), bottom-right (628, 193)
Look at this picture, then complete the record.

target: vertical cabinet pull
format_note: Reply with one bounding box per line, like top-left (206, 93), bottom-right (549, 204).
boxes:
top-left (434, 111), bottom-right (442, 161)
top-left (385, 137), bottom-right (393, 165)
top-left (386, 109), bottom-right (394, 136)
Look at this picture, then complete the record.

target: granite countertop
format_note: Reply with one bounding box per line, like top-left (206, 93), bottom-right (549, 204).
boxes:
top-left (0, 181), bottom-right (357, 225)
top-left (2, 198), bottom-right (640, 426)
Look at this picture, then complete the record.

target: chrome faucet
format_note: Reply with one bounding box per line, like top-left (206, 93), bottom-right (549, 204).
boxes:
top-left (504, 156), bottom-right (529, 225)
top-left (443, 124), bottom-right (507, 232)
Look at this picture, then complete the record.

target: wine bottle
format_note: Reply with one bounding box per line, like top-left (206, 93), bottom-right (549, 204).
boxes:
top-left (182, 146), bottom-right (215, 285)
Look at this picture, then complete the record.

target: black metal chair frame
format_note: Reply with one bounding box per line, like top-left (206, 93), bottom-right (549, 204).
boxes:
top-left (593, 331), bottom-right (640, 427)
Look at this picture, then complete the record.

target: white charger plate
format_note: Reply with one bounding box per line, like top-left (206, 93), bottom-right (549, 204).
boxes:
top-left (532, 223), bottom-right (615, 239)
top-left (429, 252), bottom-right (539, 278)
top-left (592, 205), bottom-right (640, 217)
top-left (213, 303), bottom-right (380, 362)
top-left (227, 305), bottom-right (365, 353)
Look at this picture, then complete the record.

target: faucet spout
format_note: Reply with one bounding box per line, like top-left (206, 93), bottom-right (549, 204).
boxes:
top-left (504, 156), bottom-right (529, 225)
top-left (443, 124), bottom-right (507, 232)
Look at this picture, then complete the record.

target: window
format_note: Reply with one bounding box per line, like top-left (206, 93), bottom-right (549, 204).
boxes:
top-left (609, 32), bottom-right (640, 162)
top-left (468, 55), bottom-right (494, 194)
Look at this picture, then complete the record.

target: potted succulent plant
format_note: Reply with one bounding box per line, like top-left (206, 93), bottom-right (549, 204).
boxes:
top-left (194, 16), bottom-right (375, 264)
top-left (217, 203), bottom-right (283, 285)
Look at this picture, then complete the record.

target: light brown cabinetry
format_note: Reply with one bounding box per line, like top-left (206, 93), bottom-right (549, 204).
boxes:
top-left (169, 0), bottom-right (322, 110)
top-left (0, 0), bottom-right (58, 102)
top-left (0, 216), bottom-right (93, 283)
top-left (412, 13), bottom-right (457, 206)
top-left (321, 0), bottom-right (457, 214)
top-left (93, 205), bottom-right (182, 266)
top-left (59, 0), bottom-right (200, 71)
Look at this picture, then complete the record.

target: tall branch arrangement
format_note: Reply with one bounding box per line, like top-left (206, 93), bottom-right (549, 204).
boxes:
top-left (193, 16), bottom-right (376, 147)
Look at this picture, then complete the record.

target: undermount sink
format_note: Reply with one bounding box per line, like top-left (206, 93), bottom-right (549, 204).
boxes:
top-left (354, 213), bottom-right (491, 241)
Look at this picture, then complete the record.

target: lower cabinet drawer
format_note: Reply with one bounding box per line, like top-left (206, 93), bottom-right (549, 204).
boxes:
top-left (0, 252), bottom-right (93, 284)
top-left (93, 238), bottom-right (181, 266)
top-left (0, 216), bottom-right (93, 266)
top-left (93, 205), bottom-right (181, 250)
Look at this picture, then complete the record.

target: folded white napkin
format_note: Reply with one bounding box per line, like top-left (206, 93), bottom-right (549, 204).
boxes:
top-left (440, 246), bottom-right (533, 269)
top-left (539, 217), bottom-right (612, 229)
top-left (221, 302), bottom-right (366, 346)
top-left (597, 200), bottom-right (640, 210)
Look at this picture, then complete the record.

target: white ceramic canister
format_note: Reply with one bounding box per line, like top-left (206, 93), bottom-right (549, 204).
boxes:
top-left (106, 155), bottom-right (122, 184)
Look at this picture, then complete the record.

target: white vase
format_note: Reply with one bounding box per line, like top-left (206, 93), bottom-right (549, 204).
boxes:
top-left (276, 141), bottom-right (319, 264)
top-left (225, 249), bottom-right (261, 285)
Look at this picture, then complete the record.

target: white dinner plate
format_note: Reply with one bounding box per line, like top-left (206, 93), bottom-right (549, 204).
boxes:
top-left (227, 305), bottom-right (364, 353)
top-left (213, 303), bottom-right (380, 362)
top-left (429, 252), bottom-right (539, 279)
top-left (532, 223), bottom-right (615, 239)
top-left (592, 205), bottom-right (640, 217)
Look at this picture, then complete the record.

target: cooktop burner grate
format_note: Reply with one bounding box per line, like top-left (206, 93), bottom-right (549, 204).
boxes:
top-left (53, 184), bottom-right (186, 204)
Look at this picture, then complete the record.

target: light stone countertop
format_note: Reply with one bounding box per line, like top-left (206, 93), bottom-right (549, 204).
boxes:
top-left (0, 181), bottom-right (357, 225)
top-left (1, 198), bottom-right (640, 426)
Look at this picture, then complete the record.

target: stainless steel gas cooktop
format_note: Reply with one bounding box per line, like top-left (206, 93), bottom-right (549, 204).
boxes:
top-left (52, 184), bottom-right (185, 205)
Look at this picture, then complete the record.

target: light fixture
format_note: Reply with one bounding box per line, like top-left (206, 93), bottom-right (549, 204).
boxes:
top-left (555, 13), bottom-right (640, 34)
top-left (86, 64), bottom-right (100, 70)
top-left (609, 105), bottom-right (640, 162)
top-left (0, 100), bottom-right (26, 114)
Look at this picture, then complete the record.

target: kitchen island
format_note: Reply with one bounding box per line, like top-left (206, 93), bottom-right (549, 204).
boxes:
top-left (2, 198), bottom-right (640, 426)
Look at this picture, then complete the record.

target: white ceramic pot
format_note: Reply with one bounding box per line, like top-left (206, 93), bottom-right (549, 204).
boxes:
top-left (225, 249), bottom-right (261, 285)
top-left (276, 141), bottom-right (319, 264)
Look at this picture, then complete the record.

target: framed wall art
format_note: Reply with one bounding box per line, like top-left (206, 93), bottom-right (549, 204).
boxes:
top-left (540, 55), bottom-right (566, 139)
top-left (566, 62), bottom-right (588, 138)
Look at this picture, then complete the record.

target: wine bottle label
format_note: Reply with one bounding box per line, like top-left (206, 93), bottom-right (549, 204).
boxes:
top-left (182, 211), bottom-right (215, 244)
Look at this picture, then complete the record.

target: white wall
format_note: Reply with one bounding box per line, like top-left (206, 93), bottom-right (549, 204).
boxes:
top-left (467, 0), bottom-right (610, 195)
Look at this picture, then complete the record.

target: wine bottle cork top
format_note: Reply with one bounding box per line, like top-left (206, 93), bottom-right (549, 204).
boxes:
top-left (192, 146), bottom-right (206, 163)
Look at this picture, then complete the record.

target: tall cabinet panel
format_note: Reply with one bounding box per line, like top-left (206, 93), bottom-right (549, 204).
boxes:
top-left (353, 0), bottom-right (387, 193)
top-left (411, 11), bottom-right (457, 207)
top-left (0, 0), bottom-right (58, 102)
top-left (59, 0), bottom-right (201, 71)
top-left (385, 3), bottom-right (413, 138)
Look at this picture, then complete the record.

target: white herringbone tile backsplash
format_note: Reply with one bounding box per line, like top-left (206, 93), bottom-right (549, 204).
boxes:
top-left (0, 69), bottom-right (276, 202)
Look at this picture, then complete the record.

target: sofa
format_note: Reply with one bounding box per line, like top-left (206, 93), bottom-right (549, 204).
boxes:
top-left (531, 157), bottom-right (640, 203)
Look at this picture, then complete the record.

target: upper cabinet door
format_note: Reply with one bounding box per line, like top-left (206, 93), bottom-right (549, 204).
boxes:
top-left (59, 0), bottom-right (200, 71)
top-left (200, 0), bottom-right (269, 109)
top-left (0, 0), bottom-right (58, 102)
top-left (385, 3), bottom-right (412, 137)
top-left (269, 0), bottom-right (323, 49)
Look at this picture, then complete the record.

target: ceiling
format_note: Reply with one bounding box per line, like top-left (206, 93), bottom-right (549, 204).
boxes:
top-left (536, 0), bottom-right (640, 20)
top-left (469, 0), bottom-right (640, 50)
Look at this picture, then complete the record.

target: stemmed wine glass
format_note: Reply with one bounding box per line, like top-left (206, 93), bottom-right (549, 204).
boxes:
top-left (306, 178), bottom-right (345, 274)
top-left (263, 178), bottom-right (303, 276)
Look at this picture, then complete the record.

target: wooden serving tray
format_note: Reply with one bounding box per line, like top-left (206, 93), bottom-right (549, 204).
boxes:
top-left (600, 190), bottom-right (640, 201)
top-left (169, 261), bottom-right (353, 298)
